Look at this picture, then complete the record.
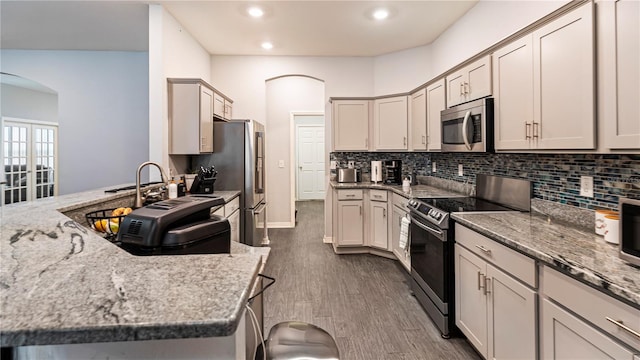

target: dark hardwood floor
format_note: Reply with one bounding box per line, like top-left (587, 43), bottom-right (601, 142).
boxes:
top-left (262, 200), bottom-right (480, 360)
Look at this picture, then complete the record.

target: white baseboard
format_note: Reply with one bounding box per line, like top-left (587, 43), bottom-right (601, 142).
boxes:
top-left (323, 236), bottom-right (333, 244)
top-left (267, 222), bottom-right (295, 229)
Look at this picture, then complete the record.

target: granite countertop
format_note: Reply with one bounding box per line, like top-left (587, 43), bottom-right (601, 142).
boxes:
top-left (0, 185), bottom-right (268, 347)
top-left (452, 212), bottom-right (640, 308)
top-left (330, 181), bottom-right (466, 199)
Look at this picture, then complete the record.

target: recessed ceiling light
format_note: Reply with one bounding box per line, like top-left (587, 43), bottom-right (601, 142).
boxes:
top-left (373, 9), bottom-right (389, 20)
top-left (261, 42), bottom-right (273, 50)
top-left (248, 7), bottom-right (264, 18)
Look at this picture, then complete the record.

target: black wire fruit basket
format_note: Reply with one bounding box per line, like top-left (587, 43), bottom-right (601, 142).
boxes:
top-left (85, 208), bottom-right (131, 240)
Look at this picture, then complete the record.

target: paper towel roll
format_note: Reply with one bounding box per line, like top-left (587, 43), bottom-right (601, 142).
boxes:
top-left (371, 161), bottom-right (382, 183)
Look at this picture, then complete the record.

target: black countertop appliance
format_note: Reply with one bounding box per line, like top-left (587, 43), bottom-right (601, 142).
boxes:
top-left (190, 166), bottom-right (217, 194)
top-left (117, 195), bottom-right (230, 255)
top-left (383, 160), bottom-right (402, 185)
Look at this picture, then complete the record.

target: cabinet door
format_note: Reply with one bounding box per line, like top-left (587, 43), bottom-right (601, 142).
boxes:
top-left (374, 96), bottom-right (408, 150)
top-left (447, 70), bottom-right (466, 108)
top-left (224, 100), bottom-right (233, 120)
top-left (391, 205), bottom-right (409, 271)
top-left (486, 264), bottom-right (537, 360)
top-left (541, 299), bottom-right (635, 360)
top-left (228, 209), bottom-right (240, 243)
top-left (426, 79), bottom-right (445, 151)
top-left (533, 2), bottom-right (595, 149)
top-left (369, 200), bottom-right (388, 250)
top-left (337, 200), bottom-right (364, 246)
top-left (493, 35), bottom-right (534, 150)
top-left (466, 56), bottom-right (492, 102)
top-left (213, 92), bottom-right (225, 118)
top-left (333, 100), bottom-right (370, 151)
top-left (409, 89), bottom-right (427, 151)
top-left (199, 86), bottom-right (214, 153)
top-left (600, 0), bottom-right (640, 149)
top-left (455, 244), bottom-right (488, 358)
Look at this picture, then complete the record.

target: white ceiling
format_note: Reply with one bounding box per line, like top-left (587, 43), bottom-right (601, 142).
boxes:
top-left (0, 1), bottom-right (478, 57)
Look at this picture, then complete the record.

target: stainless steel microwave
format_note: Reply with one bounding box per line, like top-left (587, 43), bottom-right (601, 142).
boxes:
top-left (441, 97), bottom-right (494, 152)
top-left (619, 197), bottom-right (640, 266)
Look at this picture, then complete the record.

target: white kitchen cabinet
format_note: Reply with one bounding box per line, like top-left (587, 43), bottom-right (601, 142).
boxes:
top-left (332, 100), bottom-right (370, 151)
top-left (368, 190), bottom-right (389, 250)
top-left (228, 208), bottom-right (240, 243)
top-left (598, 0), bottom-right (640, 149)
top-left (409, 88), bottom-right (427, 151)
top-left (211, 196), bottom-right (240, 243)
top-left (213, 92), bottom-right (225, 119)
top-left (168, 80), bottom-right (214, 154)
top-left (541, 299), bottom-right (636, 360)
top-left (374, 96), bottom-right (408, 150)
top-left (390, 193), bottom-right (410, 271)
top-left (446, 55), bottom-right (492, 107)
top-left (426, 79), bottom-right (446, 151)
top-left (336, 190), bottom-right (364, 246)
top-left (493, 2), bottom-right (595, 150)
top-left (454, 224), bottom-right (537, 360)
top-left (223, 99), bottom-right (233, 120)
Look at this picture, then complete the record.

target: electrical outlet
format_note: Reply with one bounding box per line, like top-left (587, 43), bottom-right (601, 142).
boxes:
top-left (580, 176), bottom-right (594, 197)
top-left (330, 161), bottom-right (337, 170)
top-left (458, 164), bottom-right (463, 177)
top-left (432, 162), bottom-right (437, 173)
top-left (348, 161), bottom-right (355, 169)
top-left (278, 160), bottom-right (285, 168)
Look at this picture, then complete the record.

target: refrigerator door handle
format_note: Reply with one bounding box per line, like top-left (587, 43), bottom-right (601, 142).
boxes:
top-left (253, 202), bottom-right (267, 215)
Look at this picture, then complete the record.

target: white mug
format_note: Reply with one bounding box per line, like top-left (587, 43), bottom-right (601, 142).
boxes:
top-left (603, 214), bottom-right (619, 244)
top-left (402, 178), bottom-right (411, 192)
top-left (595, 209), bottom-right (617, 235)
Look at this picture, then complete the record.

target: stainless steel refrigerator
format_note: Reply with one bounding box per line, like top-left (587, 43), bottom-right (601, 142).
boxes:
top-left (194, 119), bottom-right (267, 246)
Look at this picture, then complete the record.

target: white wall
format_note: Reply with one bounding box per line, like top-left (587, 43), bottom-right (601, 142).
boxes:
top-left (1, 83), bottom-right (58, 123)
top-left (265, 76), bottom-right (324, 226)
top-left (1, 50), bottom-right (149, 195)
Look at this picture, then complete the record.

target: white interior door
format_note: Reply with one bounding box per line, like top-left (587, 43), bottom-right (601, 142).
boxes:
top-left (296, 124), bottom-right (325, 200)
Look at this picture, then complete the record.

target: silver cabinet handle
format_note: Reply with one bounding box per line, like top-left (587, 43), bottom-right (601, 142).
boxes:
top-left (346, 194), bottom-right (355, 197)
top-left (464, 82), bottom-right (469, 94)
top-left (374, 195), bottom-right (382, 199)
top-left (475, 245), bottom-right (492, 255)
top-left (359, 205), bottom-right (362, 216)
top-left (403, 137), bottom-right (407, 146)
top-left (460, 82), bottom-right (464, 96)
top-left (383, 208), bottom-right (386, 217)
top-left (605, 317), bottom-right (640, 339)
top-left (525, 122), bottom-right (531, 139)
top-left (422, 135), bottom-right (426, 144)
top-left (484, 277), bottom-right (491, 295)
top-left (533, 122), bottom-right (540, 139)
top-left (477, 271), bottom-right (483, 291)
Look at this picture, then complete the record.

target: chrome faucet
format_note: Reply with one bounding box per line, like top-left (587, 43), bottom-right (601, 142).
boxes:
top-left (134, 161), bottom-right (169, 208)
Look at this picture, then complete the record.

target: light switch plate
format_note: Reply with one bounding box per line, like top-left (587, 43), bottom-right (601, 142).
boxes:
top-left (348, 161), bottom-right (355, 169)
top-left (580, 176), bottom-right (594, 197)
top-left (330, 160), bottom-right (337, 170)
top-left (432, 162), bottom-right (437, 173)
top-left (458, 164), bottom-right (463, 176)
top-left (278, 160), bottom-right (285, 168)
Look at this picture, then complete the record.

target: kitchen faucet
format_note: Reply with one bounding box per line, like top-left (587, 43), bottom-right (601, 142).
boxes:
top-left (134, 161), bottom-right (170, 208)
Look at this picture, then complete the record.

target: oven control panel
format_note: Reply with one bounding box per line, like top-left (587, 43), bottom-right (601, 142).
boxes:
top-left (408, 198), bottom-right (448, 226)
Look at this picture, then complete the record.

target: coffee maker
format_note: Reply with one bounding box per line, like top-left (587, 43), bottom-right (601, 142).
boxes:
top-left (383, 160), bottom-right (402, 185)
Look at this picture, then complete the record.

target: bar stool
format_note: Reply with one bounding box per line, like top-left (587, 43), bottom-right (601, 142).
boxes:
top-left (255, 321), bottom-right (340, 360)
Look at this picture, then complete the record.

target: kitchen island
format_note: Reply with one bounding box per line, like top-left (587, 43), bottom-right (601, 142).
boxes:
top-left (0, 185), bottom-right (269, 359)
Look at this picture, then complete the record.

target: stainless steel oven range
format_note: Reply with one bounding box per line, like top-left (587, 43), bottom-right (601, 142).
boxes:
top-left (407, 175), bottom-right (531, 338)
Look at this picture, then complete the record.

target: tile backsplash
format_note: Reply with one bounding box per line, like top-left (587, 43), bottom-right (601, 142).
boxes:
top-left (330, 152), bottom-right (640, 210)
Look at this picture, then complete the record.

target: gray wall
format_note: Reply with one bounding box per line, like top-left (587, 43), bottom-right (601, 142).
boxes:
top-left (1, 50), bottom-right (149, 194)
top-left (1, 83), bottom-right (58, 123)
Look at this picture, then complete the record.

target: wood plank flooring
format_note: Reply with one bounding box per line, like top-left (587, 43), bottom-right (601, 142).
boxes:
top-left (262, 201), bottom-right (481, 360)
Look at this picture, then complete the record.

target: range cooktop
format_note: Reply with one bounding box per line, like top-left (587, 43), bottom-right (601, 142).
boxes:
top-left (418, 197), bottom-right (515, 214)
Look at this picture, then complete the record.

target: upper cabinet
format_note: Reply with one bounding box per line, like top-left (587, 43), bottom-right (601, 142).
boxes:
top-left (168, 80), bottom-right (214, 154)
top-left (409, 89), bottom-right (427, 151)
top-left (213, 92), bottom-right (233, 120)
top-left (374, 96), bottom-right (408, 151)
top-left (332, 100), bottom-right (370, 151)
top-left (598, 0), bottom-right (640, 150)
top-left (426, 79), bottom-right (446, 151)
top-left (446, 55), bottom-right (492, 107)
top-left (494, 2), bottom-right (595, 150)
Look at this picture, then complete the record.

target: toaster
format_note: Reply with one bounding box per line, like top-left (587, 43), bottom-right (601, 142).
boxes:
top-left (337, 168), bottom-right (361, 183)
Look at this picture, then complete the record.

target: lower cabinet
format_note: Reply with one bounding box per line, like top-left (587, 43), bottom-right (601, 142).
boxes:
top-left (369, 190), bottom-right (389, 250)
top-left (336, 190), bottom-right (364, 246)
top-left (391, 194), bottom-right (410, 271)
top-left (228, 209), bottom-right (240, 243)
top-left (541, 299), bottom-right (636, 359)
top-left (454, 224), bottom-right (537, 360)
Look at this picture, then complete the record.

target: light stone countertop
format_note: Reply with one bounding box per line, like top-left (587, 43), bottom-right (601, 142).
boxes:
top-left (0, 185), bottom-right (269, 347)
top-left (452, 212), bottom-right (640, 308)
top-left (330, 181), bottom-right (466, 199)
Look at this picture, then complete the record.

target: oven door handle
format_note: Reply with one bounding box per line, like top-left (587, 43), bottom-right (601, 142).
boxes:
top-left (462, 110), bottom-right (472, 151)
top-left (409, 214), bottom-right (445, 241)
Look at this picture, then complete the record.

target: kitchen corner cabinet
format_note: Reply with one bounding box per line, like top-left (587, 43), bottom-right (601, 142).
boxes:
top-left (332, 100), bottom-right (370, 151)
top-left (335, 189), bottom-right (364, 246)
top-left (426, 79), bottom-right (446, 151)
top-left (598, 0), bottom-right (640, 150)
top-left (493, 2), bottom-right (595, 150)
top-left (446, 55), bottom-right (492, 108)
top-left (409, 88), bottom-right (427, 151)
top-left (454, 224), bottom-right (537, 360)
top-left (368, 190), bottom-right (389, 250)
top-left (374, 96), bottom-right (408, 150)
top-left (168, 81), bottom-right (214, 154)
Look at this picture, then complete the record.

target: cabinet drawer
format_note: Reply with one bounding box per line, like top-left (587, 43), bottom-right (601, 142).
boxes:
top-left (543, 266), bottom-right (640, 351)
top-left (392, 193), bottom-right (409, 209)
top-left (212, 206), bottom-right (224, 217)
top-left (455, 224), bottom-right (536, 288)
top-left (337, 189), bottom-right (363, 200)
top-left (224, 196), bottom-right (240, 215)
top-left (370, 190), bottom-right (387, 202)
